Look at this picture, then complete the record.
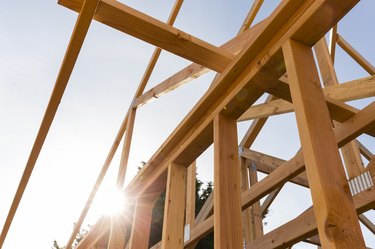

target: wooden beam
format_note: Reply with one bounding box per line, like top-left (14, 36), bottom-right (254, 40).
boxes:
top-left (283, 38), bottom-right (365, 248)
top-left (329, 25), bottom-right (338, 63)
top-left (240, 95), bottom-right (276, 148)
top-left (358, 140), bottom-right (374, 161)
top-left (107, 214), bottom-right (127, 249)
top-left (260, 187), bottom-right (283, 216)
top-left (315, 37), bottom-right (366, 179)
top-left (247, 184), bottom-right (375, 249)
top-left (161, 163), bottom-right (187, 249)
top-left (238, 75), bottom-right (375, 121)
top-left (334, 101), bottom-right (375, 147)
top-left (117, 108), bottom-right (136, 187)
top-left (241, 157), bottom-right (253, 247)
top-left (248, 163), bottom-right (263, 239)
top-left (126, 0), bottom-right (360, 206)
top-left (213, 113), bottom-right (243, 249)
top-left (0, 0), bottom-right (100, 248)
top-left (133, 20), bottom-right (266, 108)
top-left (185, 161), bottom-right (196, 227)
top-left (76, 217), bottom-right (111, 249)
top-left (128, 198), bottom-right (155, 249)
top-left (359, 214), bottom-right (375, 235)
top-left (58, 0), bottom-right (234, 72)
top-left (337, 34), bottom-right (375, 75)
top-left (240, 149), bottom-right (309, 188)
top-left (238, 0), bottom-right (264, 33)
top-left (69, 1), bottom-right (185, 242)
top-left (181, 103), bottom-right (375, 247)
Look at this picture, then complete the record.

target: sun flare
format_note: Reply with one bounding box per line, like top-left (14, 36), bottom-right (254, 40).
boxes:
top-left (95, 187), bottom-right (127, 216)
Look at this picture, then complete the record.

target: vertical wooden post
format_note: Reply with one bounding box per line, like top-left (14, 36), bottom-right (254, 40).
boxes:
top-left (186, 161), bottom-right (196, 227)
top-left (283, 39), bottom-right (365, 248)
top-left (161, 163), bottom-right (187, 249)
top-left (128, 198), bottom-right (155, 249)
top-left (248, 163), bottom-right (263, 239)
top-left (107, 214), bottom-right (127, 249)
top-left (214, 113), bottom-right (243, 249)
top-left (241, 157), bottom-right (252, 247)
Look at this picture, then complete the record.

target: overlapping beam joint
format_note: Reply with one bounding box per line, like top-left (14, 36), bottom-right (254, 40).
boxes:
top-left (1, 0), bottom-right (374, 248)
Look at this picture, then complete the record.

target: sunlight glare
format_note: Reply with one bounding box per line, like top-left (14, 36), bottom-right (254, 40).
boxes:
top-left (95, 187), bottom-right (126, 216)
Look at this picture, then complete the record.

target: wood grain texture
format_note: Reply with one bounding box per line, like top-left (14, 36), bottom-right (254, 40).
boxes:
top-left (239, 75), bottom-right (375, 121)
top-left (59, 0), bottom-right (234, 72)
top-left (283, 38), bottom-right (365, 248)
top-left (126, 0), bottom-right (360, 199)
top-left (214, 113), bottom-right (243, 249)
top-left (161, 163), bottom-right (187, 249)
top-left (248, 184), bottom-right (375, 249)
top-left (128, 198), bottom-right (155, 249)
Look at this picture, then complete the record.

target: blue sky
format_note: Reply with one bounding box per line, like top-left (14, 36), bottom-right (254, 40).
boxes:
top-left (0, 0), bottom-right (374, 248)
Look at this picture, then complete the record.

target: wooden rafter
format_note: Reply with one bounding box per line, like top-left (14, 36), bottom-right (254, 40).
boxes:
top-left (6, 0), bottom-right (375, 248)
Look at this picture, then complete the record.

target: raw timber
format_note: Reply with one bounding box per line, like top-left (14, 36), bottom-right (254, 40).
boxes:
top-left (1, 0), bottom-right (374, 249)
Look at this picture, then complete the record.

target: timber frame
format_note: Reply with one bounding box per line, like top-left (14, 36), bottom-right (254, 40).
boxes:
top-left (1, 0), bottom-right (375, 248)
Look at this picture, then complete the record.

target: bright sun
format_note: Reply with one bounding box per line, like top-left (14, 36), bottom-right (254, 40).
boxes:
top-left (95, 187), bottom-right (127, 216)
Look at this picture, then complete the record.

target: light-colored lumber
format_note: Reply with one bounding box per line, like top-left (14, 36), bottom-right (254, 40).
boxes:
top-left (358, 140), bottom-right (374, 161)
top-left (241, 157), bottom-right (253, 247)
top-left (247, 184), bottom-right (375, 249)
top-left (240, 95), bottom-right (275, 148)
top-left (337, 33), bottom-right (375, 75)
top-left (359, 214), bottom-right (375, 235)
top-left (117, 0), bottom-right (184, 188)
top-left (186, 161), bottom-right (196, 227)
top-left (238, 0), bottom-right (264, 33)
top-left (187, 104), bottom-right (375, 246)
top-left (329, 25), bottom-right (338, 63)
top-left (58, 0), bottom-right (234, 72)
top-left (183, 175), bottom-right (375, 248)
top-left (315, 37), bottom-right (366, 179)
top-left (248, 163), bottom-right (263, 239)
top-left (133, 19), bottom-right (266, 108)
top-left (65, 115), bottom-right (128, 249)
top-left (127, 0), bottom-right (360, 197)
top-left (213, 113), bottom-right (243, 249)
top-left (260, 187), bottom-right (282, 216)
top-left (240, 149), bottom-right (309, 188)
top-left (341, 141), bottom-right (365, 178)
top-left (107, 214), bottom-right (127, 249)
top-left (368, 157), bottom-right (375, 177)
top-left (128, 198), bottom-right (155, 249)
top-left (161, 163), bottom-right (187, 249)
top-left (0, 0), bottom-right (100, 248)
top-left (334, 101), bottom-right (375, 147)
top-left (283, 38), bottom-right (365, 248)
top-left (117, 108), bottom-right (136, 187)
top-left (76, 217), bottom-right (111, 249)
top-left (69, 0), bottom-right (185, 243)
top-left (238, 75), bottom-right (375, 121)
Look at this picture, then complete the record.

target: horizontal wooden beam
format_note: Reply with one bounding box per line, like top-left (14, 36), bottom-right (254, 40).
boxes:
top-left (239, 75), bottom-right (375, 121)
top-left (126, 0), bottom-right (360, 199)
top-left (247, 184), bottom-right (375, 249)
top-left (133, 20), bottom-right (266, 108)
top-left (182, 102), bottom-right (375, 247)
top-left (240, 148), bottom-right (309, 188)
top-left (58, 0), bottom-right (234, 72)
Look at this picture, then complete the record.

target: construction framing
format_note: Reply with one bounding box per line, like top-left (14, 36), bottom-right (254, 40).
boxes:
top-left (1, 0), bottom-right (374, 248)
